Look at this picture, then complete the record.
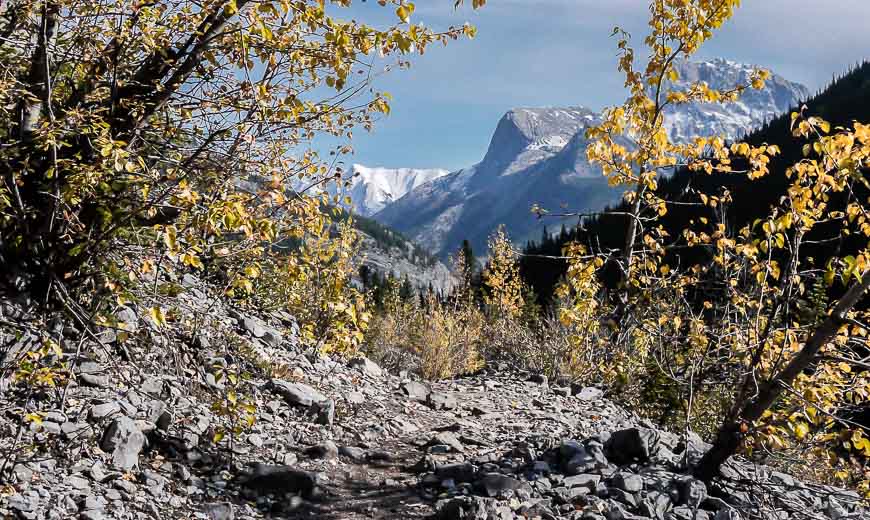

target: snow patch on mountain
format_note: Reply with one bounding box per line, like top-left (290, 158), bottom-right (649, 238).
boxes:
top-left (338, 165), bottom-right (450, 216)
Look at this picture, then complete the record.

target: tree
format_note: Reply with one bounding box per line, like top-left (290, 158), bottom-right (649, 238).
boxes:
top-left (0, 0), bottom-right (480, 302)
top-left (482, 226), bottom-right (524, 319)
top-left (559, 0), bottom-right (870, 488)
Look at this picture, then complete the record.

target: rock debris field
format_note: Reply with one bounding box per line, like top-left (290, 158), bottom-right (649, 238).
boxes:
top-left (0, 283), bottom-right (866, 520)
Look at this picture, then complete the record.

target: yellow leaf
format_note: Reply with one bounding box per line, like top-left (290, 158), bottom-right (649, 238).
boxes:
top-left (148, 307), bottom-right (167, 327)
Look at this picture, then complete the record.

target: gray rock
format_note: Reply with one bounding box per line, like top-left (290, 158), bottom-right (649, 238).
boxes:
top-left (68, 475), bottom-right (91, 491)
top-left (349, 356), bottom-right (383, 378)
top-left (241, 463), bottom-right (318, 498)
top-left (140, 377), bottom-right (164, 396)
top-left (8, 492), bottom-right (39, 513)
top-left (553, 386), bottom-right (572, 397)
top-left (713, 509), bottom-right (741, 520)
top-left (269, 379), bottom-right (327, 408)
top-left (82, 495), bottom-right (107, 511)
top-left (612, 472), bottom-right (644, 493)
top-left (146, 400), bottom-right (171, 431)
top-left (677, 478), bottom-right (707, 508)
top-left (79, 510), bottom-right (107, 520)
top-left (428, 392), bottom-right (458, 410)
top-left (435, 462), bottom-right (478, 483)
top-left (280, 452), bottom-right (298, 466)
top-left (605, 428), bottom-right (660, 465)
top-left (339, 446), bottom-right (367, 462)
top-left (242, 316), bottom-right (267, 338)
top-left (203, 503), bottom-right (234, 520)
top-left (429, 431), bottom-right (464, 453)
top-left (113, 479), bottom-right (137, 495)
top-left (87, 461), bottom-right (114, 483)
top-left (115, 306), bottom-right (139, 333)
top-left (260, 327), bottom-right (283, 348)
top-left (639, 491), bottom-right (672, 520)
top-left (608, 488), bottom-right (639, 508)
top-left (88, 402), bottom-right (121, 421)
top-left (665, 506), bottom-right (710, 520)
top-left (100, 417), bottom-right (146, 470)
top-left (62, 422), bottom-right (95, 441)
top-left (346, 391), bottom-right (365, 405)
top-left (305, 440), bottom-right (338, 460)
top-left (561, 440), bottom-right (608, 475)
top-left (564, 474), bottom-right (601, 490)
top-left (247, 433), bottom-right (264, 448)
top-left (12, 463), bottom-right (33, 483)
top-left (400, 381), bottom-right (430, 402)
top-left (528, 374), bottom-right (548, 386)
top-left (315, 398), bottom-right (335, 427)
top-left (80, 373), bottom-right (111, 388)
top-left (575, 386), bottom-right (605, 401)
top-left (436, 496), bottom-right (495, 520)
top-left (475, 473), bottom-right (532, 498)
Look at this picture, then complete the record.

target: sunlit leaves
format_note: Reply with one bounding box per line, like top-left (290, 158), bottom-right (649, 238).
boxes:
top-left (148, 307), bottom-right (167, 327)
top-left (482, 227), bottom-right (525, 319)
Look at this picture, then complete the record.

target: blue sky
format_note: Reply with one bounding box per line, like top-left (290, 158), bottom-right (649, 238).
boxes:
top-left (339, 0), bottom-right (870, 171)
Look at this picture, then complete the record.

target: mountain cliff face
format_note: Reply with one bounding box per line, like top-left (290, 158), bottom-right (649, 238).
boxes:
top-left (373, 59), bottom-right (809, 258)
top-left (662, 58), bottom-right (811, 142)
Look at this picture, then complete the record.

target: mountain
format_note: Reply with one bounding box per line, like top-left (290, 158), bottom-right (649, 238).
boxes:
top-left (373, 59), bottom-right (809, 259)
top-left (336, 165), bottom-right (450, 217)
top-left (521, 60), bottom-right (870, 305)
top-left (662, 58), bottom-right (811, 142)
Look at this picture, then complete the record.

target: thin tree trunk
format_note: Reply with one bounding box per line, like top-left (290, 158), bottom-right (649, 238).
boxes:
top-left (17, 2), bottom-right (58, 143)
top-left (622, 192), bottom-right (643, 281)
top-left (694, 272), bottom-right (870, 481)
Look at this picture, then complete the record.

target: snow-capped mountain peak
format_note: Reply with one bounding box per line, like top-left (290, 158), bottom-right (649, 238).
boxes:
top-left (662, 58), bottom-right (810, 143)
top-left (338, 164), bottom-right (450, 217)
top-left (372, 58), bottom-right (808, 259)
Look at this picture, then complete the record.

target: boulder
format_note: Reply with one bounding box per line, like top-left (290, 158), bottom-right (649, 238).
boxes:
top-left (348, 356), bottom-right (383, 378)
top-left (475, 473), bottom-right (532, 499)
top-left (400, 381), bottom-right (430, 402)
top-left (605, 428), bottom-right (660, 465)
top-left (612, 472), bottom-right (644, 493)
top-left (241, 464), bottom-right (318, 498)
top-left (428, 392), bottom-right (458, 411)
top-left (100, 417), bottom-right (146, 470)
top-left (203, 503), bottom-right (234, 520)
top-left (269, 379), bottom-right (327, 408)
top-left (88, 402), bottom-right (120, 422)
top-left (574, 386), bottom-right (605, 401)
top-left (305, 440), bottom-right (338, 460)
top-left (678, 478), bottom-right (707, 508)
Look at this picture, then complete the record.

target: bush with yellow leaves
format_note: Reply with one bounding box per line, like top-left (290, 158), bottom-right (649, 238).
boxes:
top-left (252, 215), bottom-right (369, 356)
top-left (364, 252), bottom-right (484, 380)
top-left (550, 0), bottom-right (870, 488)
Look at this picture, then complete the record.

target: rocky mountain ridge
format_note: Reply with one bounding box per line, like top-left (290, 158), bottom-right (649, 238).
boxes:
top-left (338, 165), bottom-right (451, 218)
top-left (0, 277), bottom-right (864, 520)
top-left (372, 59), bottom-right (809, 258)
top-left (351, 213), bottom-right (456, 293)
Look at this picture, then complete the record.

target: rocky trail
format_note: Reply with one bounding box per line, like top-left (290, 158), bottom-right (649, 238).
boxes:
top-left (0, 282), bottom-right (866, 520)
